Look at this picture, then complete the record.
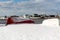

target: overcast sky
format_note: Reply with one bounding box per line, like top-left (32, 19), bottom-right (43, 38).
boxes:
top-left (0, 0), bottom-right (60, 16)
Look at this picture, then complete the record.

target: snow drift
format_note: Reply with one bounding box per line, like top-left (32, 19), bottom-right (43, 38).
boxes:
top-left (42, 18), bottom-right (59, 26)
top-left (0, 24), bottom-right (60, 40)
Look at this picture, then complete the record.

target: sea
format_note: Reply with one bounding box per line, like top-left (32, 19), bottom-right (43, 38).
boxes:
top-left (32, 19), bottom-right (45, 24)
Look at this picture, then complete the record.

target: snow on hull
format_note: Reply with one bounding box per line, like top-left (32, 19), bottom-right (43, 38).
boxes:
top-left (42, 18), bottom-right (59, 26)
top-left (0, 24), bottom-right (60, 40)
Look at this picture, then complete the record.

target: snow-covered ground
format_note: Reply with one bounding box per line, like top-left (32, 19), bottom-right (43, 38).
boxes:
top-left (0, 24), bottom-right (60, 40)
top-left (0, 18), bottom-right (60, 40)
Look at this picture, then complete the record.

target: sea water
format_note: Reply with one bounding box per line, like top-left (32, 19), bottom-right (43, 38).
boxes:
top-left (32, 19), bottom-right (45, 24)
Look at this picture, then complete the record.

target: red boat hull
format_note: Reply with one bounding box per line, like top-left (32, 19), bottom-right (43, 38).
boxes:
top-left (7, 17), bottom-right (34, 24)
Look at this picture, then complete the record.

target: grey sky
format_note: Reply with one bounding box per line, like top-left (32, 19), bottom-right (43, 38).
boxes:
top-left (0, 0), bottom-right (60, 16)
